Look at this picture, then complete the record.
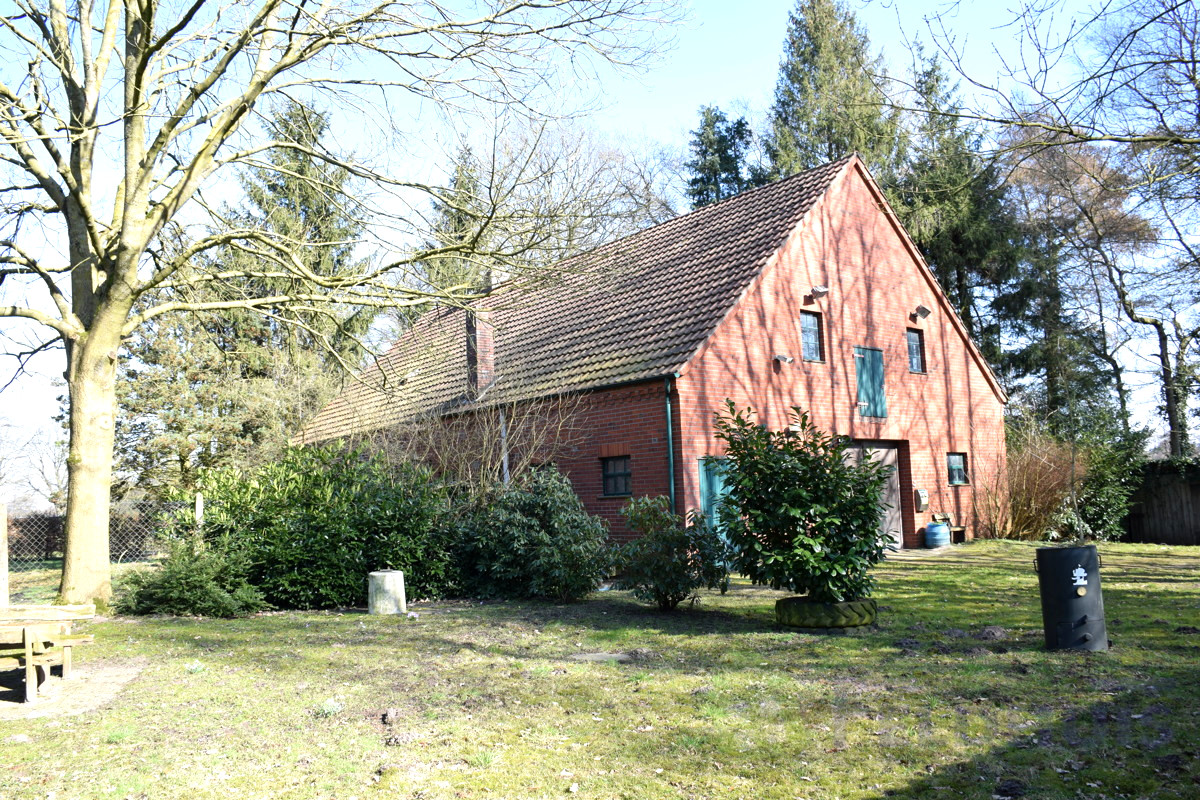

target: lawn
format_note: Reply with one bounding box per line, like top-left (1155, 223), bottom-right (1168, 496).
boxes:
top-left (2, 540), bottom-right (1198, 799)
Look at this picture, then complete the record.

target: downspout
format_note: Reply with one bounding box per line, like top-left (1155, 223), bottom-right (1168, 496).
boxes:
top-left (665, 374), bottom-right (678, 515)
top-left (499, 406), bottom-right (510, 486)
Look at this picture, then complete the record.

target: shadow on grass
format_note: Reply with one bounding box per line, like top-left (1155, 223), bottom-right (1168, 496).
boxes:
top-left (145, 591), bottom-right (795, 667)
top-left (0, 663), bottom-right (68, 704)
top-left (870, 657), bottom-right (1200, 799)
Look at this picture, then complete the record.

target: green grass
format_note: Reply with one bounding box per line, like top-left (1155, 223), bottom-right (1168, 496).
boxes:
top-left (7, 560), bottom-right (149, 605)
top-left (2, 540), bottom-right (1198, 799)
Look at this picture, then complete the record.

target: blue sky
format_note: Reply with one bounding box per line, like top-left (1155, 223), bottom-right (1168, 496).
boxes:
top-left (596, 0), bottom-right (1027, 144)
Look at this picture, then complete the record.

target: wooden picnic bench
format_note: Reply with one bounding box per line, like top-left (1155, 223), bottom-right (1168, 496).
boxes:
top-left (0, 604), bottom-right (95, 703)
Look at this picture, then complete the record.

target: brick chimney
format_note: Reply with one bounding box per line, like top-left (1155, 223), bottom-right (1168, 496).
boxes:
top-left (466, 308), bottom-right (494, 395)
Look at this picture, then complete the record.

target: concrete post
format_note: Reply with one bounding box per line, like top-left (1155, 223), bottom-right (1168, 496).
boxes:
top-left (368, 570), bottom-right (407, 615)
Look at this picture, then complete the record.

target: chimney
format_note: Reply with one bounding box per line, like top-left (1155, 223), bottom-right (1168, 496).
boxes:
top-left (466, 308), bottom-right (494, 395)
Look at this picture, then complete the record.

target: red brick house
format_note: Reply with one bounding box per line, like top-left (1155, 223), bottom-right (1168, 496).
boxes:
top-left (301, 155), bottom-right (1007, 548)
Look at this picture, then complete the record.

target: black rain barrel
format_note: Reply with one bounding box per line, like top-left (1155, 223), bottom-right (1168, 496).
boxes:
top-left (1035, 544), bottom-right (1108, 651)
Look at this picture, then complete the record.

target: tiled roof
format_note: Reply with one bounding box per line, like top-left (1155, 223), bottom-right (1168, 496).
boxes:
top-left (298, 156), bottom-right (853, 444)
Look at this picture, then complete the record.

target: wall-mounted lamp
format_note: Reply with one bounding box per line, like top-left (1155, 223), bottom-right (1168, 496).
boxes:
top-left (810, 285), bottom-right (830, 298)
top-left (773, 354), bottom-right (794, 364)
top-left (913, 303), bottom-right (932, 320)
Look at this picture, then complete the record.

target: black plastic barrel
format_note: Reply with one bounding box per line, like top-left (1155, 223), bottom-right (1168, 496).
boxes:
top-left (1034, 544), bottom-right (1108, 651)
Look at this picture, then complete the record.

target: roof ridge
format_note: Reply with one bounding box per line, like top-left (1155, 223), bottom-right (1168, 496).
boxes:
top-left (532, 153), bottom-right (857, 275)
top-left (682, 152), bottom-right (856, 215)
top-left (299, 155), bottom-right (856, 443)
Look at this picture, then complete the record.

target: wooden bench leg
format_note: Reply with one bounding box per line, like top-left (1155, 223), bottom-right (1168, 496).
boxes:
top-left (62, 644), bottom-right (73, 679)
top-left (23, 628), bottom-right (37, 703)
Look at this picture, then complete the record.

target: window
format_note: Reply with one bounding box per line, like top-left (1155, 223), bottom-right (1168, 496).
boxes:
top-left (947, 453), bottom-right (969, 485)
top-left (800, 311), bottom-right (824, 361)
top-left (602, 456), bottom-right (632, 496)
top-left (906, 328), bottom-right (926, 373)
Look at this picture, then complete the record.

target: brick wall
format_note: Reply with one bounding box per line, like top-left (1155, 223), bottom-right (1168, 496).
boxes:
top-left (674, 161), bottom-right (1008, 548)
top-left (553, 381), bottom-right (677, 541)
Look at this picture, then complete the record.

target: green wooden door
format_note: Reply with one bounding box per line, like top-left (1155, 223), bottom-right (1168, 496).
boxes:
top-left (854, 346), bottom-right (887, 418)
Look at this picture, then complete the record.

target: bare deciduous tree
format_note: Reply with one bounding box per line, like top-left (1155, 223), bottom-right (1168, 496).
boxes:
top-left (363, 392), bottom-right (590, 496)
top-left (0, 417), bottom-right (15, 494)
top-left (0, 0), bottom-right (674, 601)
top-left (917, 0), bottom-right (1199, 158)
top-left (23, 430), bottom-right (69, 512)
top-left (1003, 137), bottom-right (1197, 455)
top-left (905, 1), bottom-right (1200, 448)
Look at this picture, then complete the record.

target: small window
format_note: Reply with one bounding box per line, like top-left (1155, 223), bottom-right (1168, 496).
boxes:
top-left (800, 311), bottom-right (824, 361)
top-left (947, 453), bottom-right (969, 485)
top-left (602, 456), bottom-right (632, 496)
top-left (907, 328), bottom-right (926, 373)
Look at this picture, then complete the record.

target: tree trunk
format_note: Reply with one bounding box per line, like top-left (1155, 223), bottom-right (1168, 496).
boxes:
top-left (953, 261), bottom-right (974, 339)
top-left (1167, 339), bottom-right (1192, 457)
top-left (1150, 324), bottom-right (1188, 459)
top-left (59, 328), bottom-right (122, 603)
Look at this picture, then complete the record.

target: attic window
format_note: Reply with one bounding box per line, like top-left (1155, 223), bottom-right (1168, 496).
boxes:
top-left (800, 311), bottom-right (824, 362)
top-left (906, 328), bottom-right (926, 373)
top-left (602, 456), bottom-right (632, 496)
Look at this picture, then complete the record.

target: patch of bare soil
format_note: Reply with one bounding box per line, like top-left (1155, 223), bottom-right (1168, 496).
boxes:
top-left (0, 658), bottom-right (147, 721)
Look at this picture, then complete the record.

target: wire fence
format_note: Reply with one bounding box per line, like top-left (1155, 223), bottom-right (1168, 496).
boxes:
top-left (4, 501), bottom-right (186, 575)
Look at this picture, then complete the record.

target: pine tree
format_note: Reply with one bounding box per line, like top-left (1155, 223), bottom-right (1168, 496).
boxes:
top-left (995, 152), bottom-right (1122, 424)
top-left (420, 147), bottom-right (494, 294)
top-left (765, 0), bottom-right (904, 181)
top-left (892, 54), bottom-right (1019, 356)
top-left (991, 237), bottom-right (1114, 423)
top-left (117, 102), bottom-right (371, 493)
top-left (684, 106), bottom-right (761, 208)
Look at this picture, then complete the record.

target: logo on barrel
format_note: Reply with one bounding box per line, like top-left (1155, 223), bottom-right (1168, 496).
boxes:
top-left (1072, 565), bottom-right (1088, 586)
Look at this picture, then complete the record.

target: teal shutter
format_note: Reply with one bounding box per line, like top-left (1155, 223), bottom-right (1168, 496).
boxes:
top-left (854, 347), bottom-right (887, 417)
top-left (699, 458), bottom-right (730, 531)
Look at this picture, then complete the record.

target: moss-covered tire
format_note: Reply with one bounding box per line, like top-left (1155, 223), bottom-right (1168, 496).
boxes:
top-left (775, 597), bottom-right (877, 629)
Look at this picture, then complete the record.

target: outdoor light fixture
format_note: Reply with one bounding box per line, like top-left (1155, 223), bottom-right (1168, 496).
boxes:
top-left (913, 303), bottom-right (932, 320)
top-left (810, 285), bottom-right (830, 298)
top-left (774, 354), bottom-right (795, 364)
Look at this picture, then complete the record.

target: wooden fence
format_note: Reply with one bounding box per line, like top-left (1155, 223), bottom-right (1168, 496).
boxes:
top-left (1125, 463), bottom-right (1200, 545)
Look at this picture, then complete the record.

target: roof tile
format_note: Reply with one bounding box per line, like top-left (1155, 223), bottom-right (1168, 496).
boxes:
top-left (299, 156), bottom-right (852, 443)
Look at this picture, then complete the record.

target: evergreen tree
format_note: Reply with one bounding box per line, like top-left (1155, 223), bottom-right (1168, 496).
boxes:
top-left (684, 106), bottom-right (761, 208)
top-left (995, 159), bottom-right (1119, 424)
top-left (117, 102), bottom-right (371, 493)
top-left (892, 54), bottom-right (1019, 357)
top-left (421, 146), bottom-right (494, 294)
top-left (765, 0), bottom-right (904, 181)
top-left (992, 239), bottom-right (1113, 422)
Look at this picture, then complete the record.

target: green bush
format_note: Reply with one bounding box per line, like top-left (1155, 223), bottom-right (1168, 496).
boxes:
top-left (193, 445), bottom-right (453, 609)
top-left (714, 402), bottom-right (891, 603)
top-left (616, 496), bottom-right (730, 610)
top-left (1005, 409), bottom-right (1149, 542)
top-left (453, 467), bottom-right (610, 602)
top-left (117, 535), bottom-right (268, 618)
top-left (1074, 424), bottom-right (1148, 542)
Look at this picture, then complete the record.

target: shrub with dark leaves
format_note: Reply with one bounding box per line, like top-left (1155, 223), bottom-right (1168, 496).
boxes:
top-left (715, 402), bottom-right (891, 603)
top-left (453, 467), bottom-right (610, 602)
top-left (616, 496), bottom-right (730, 610)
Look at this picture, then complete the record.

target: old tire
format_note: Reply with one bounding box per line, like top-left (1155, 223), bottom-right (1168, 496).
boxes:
top-left (776, 597), bottom-right (877, 629)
